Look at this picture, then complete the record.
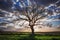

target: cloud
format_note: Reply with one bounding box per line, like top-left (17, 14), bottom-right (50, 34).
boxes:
top-left (0, 0), bottom-right (12, 10)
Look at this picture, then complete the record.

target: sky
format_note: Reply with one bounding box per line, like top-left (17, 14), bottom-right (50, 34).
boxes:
top-left (0, 0), bottom-right (60, 28)
top-left (0, 0), bottom-right (60, 10)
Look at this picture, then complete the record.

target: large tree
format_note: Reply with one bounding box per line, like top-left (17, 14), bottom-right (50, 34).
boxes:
top-left (0, 0), bottom-right (59, 35)
top-left (11, 2), bottom-right (51, 35)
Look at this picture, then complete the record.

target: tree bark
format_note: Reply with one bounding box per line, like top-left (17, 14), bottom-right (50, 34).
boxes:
top-left (30, 25), bottom-right (34, 36)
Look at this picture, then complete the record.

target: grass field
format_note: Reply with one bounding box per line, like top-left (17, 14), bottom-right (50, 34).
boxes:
top-left (0, 35), bottom-right (60, 40)
top-left (0, 34), bottom-right (60, 40)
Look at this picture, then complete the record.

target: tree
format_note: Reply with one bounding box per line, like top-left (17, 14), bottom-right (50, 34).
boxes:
top-left (0, 0), bottom-right (54, 35)
top-left (11, 2), bottom-right (49, 35)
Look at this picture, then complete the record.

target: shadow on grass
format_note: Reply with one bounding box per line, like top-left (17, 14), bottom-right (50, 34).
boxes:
top-left (16, 34), bottom-right (36, 40)
top-left (28, 34), bottom-right (37, 40)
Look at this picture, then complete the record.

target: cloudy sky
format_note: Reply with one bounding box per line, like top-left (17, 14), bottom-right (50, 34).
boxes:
top-left (0, 0), bottom-right (60, 28)
top-left (0, 0), bottom-right (60, 9)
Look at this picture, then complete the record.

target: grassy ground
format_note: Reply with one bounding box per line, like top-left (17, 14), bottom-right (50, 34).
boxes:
top-left (0, 34), bottom-right (60, 40)
top-left (0, 32), bottom-right (60, 40)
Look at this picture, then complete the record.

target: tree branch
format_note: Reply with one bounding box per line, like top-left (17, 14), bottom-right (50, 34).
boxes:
top-left (34, 15), bottom-right (47, 23)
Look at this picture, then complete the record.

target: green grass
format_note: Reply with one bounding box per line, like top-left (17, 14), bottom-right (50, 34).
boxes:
top-left (0, 32), bottom-right (60, 40)
top-left (0, 34), bottom-right (60, 40)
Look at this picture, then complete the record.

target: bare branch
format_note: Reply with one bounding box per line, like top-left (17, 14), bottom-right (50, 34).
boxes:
top-left (34, 15), bottom-right (47, 23)
top-left (12, 17), bottom-right (29, 23)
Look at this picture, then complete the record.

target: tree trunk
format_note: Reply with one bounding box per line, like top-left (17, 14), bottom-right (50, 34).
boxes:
top-left (30, 26), bottom-right (34, 35)
top-left (29, 26), bottom-right (35, 40)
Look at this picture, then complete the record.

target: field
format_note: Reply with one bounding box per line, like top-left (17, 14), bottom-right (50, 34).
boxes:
top-left (0, 34), bottom-right (60, 40)
top-left (0, 32), bottom-right (60, 40)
